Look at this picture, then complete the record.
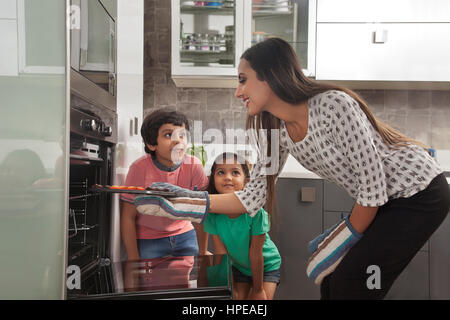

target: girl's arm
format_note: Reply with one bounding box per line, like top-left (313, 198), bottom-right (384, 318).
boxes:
top-left (211, 234), bottom-right (228, 255)
top-left (211, 234), bottom-right (228, 265)
top-left (120, 201), bottom-right (140, 260)
top-left (248, 234), bottom-right (267, 300)
top-left (194, 223), bottom-right (210, 255)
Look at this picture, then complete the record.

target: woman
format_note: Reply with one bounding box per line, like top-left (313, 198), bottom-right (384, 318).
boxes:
top-left (135, 38), bottom-right (449, 299)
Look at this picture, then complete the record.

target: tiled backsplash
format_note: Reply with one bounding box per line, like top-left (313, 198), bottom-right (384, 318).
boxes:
top-left (143, 0), bottom-right (450, 150)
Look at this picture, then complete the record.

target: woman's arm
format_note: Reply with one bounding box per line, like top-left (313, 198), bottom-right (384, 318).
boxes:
top-left (209, 193), bottom-right (247, 215)
top-left (349, 203), bottom-right (378, 233)
top-left (248, 234), bottom-right (267, 300)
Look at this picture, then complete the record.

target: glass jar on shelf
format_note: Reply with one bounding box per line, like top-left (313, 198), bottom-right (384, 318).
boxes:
top-left (201, 34), bottom-right (210, 51)
top-left (174, 0), bottom-right (241, 73)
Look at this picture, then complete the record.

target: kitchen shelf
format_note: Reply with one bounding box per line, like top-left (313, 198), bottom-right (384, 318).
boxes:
top-left (180, 51), bottom-right (233, 64)
top-left (181, 6), bottom-right (235, 15)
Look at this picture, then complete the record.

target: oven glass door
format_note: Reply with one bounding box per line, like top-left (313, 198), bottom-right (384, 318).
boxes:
top-left (67, 135), bottom-right (114, 297)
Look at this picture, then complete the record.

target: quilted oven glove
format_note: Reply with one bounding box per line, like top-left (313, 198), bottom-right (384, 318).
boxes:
top-left (306, 216), bottom-right (363, 285)
top-left (134, 182), bottom-right (209, 224)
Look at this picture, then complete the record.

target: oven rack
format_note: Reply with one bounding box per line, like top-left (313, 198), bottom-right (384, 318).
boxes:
top-left (68, 224), bottom-right (98, 233)
top-left (69, 243), bottom-right (95, 262)
top-left (69, 194), bottom-right (98, 201)
top-left (68, 208), bottom-right (85, 216)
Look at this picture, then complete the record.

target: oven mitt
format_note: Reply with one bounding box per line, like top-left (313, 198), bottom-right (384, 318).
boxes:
top-left (134, 182), bottom-right (209, 224)
top-left (306, 216), bottom-right (363, 285)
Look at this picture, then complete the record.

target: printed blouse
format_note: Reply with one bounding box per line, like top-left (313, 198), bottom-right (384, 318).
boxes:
top-left (235, 90), bottom-right (442, 216)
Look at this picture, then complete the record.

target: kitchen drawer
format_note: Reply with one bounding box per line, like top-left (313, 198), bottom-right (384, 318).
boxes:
top-left (274, 254), bottom-right (320, 300)
top-left (323, 181), bottom-right (354, 213)
top-left (323, 211), bottom-right (350, 230)
top-left (316, 22), bottom-right (450, 82)
top-left (272, 178), bottom-right (323, 300)
top-left (317, 0), bottom-right (450, 23)
top-left (430, 210), bottom-right (450, 299)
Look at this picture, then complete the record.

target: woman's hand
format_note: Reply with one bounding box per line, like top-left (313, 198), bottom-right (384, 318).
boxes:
top-left (306, 216), bottom-right (363, 285)
top-left (134, 182), bottom-right (210, 224)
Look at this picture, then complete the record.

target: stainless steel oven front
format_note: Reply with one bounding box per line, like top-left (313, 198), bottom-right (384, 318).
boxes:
top-left (68, 93), bottom-right (117, 298)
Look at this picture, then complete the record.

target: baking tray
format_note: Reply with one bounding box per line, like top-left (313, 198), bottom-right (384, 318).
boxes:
top-left (90, 185), bottom-right (177, 197)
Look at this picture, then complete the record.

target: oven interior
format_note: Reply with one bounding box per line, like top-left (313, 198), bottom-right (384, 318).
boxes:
top-left (68, 132), bottom-right (114, 297)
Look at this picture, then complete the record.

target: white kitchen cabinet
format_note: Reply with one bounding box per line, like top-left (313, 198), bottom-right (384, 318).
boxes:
top-left (0, 0), bottom-right (17, 19)
top-left (315, 0), bottom-right (450, 83)
top-left (171, 0), bottom-right (244, 81)
top-left (17, 0), bottom-right (66, 74)
top-left (316, 23), bottom-right (450, 82)
top-left (171, 0), bottom-right (316, 87)
top-left (317, 0), bottom-right (450, 23)
top-left (0, 20), bottom-right (18, 76)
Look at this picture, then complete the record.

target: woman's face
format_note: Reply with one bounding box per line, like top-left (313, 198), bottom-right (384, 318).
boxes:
top-left (213, 161), bottom-right (246, 194)
top-left (234, 58), bottom-right (273, 116)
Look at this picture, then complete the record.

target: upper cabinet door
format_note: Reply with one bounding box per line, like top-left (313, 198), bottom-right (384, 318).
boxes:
top-left (171, 0), bottom-right (316, 87)
top-left (315, 0), bottom-right (450, 82)
top-left (244, 0), bottom-right (316, 77)
top-left (0, 0), bottom-right (17, 19)
top-left (171, 0), bottom-right (244, 77)
top-left (316, 23), bottom-right (450, 82)
top-left (317, 0), bottom-right (450, 23)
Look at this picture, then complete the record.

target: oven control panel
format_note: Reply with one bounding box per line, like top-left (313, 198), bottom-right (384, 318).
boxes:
top-left (70, 106), bottom-right (117, 144)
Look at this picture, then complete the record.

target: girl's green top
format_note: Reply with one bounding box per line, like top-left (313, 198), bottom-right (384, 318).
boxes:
top-left (204, 208), bottom-right (281, 276)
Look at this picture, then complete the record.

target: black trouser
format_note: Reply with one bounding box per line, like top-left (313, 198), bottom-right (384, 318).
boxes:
top-left (320, 173), bottom-right (450, 300)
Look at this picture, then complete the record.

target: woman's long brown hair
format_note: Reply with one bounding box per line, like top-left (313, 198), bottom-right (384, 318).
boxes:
top-left (242, 37), bottom-right (427, 219)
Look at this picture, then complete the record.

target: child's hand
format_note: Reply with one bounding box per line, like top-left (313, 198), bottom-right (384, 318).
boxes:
top-left (248, 289), bottom-right (267, 300)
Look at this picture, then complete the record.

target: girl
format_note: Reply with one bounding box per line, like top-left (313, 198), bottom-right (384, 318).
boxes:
top-left (203, 152), bottom-right (281, 300)
top-left (138, 38), bottom-right (449, 300)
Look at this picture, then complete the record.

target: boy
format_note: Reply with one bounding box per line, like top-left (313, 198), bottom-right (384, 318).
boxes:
top-left (120, 110), bottom-right (209, 260)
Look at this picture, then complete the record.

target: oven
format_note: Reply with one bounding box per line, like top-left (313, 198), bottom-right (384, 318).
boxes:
top-left (68, 93), bottom-right (117, 298)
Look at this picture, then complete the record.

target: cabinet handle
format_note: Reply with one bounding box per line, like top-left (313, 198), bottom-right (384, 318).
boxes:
top-left (373, 29), bottom-right (388, 44)
top-left (300, 187), bottom-right (315, 202)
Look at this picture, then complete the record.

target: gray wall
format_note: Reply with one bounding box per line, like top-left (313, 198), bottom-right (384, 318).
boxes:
top-left (143, 0), bottom-right (450, 149)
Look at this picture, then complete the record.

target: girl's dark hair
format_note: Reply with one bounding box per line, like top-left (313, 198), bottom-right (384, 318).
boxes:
top-left (141, 109), bottom-right (190, 155)
top-left (241, 37), bottom-right (427, 218)
top-left (207, 152), bottom-right (250, 195)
